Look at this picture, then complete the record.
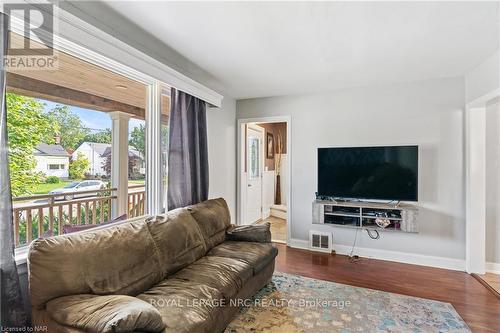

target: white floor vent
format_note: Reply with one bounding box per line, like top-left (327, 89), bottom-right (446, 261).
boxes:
top-left (309, 231), bottom-right (332, 253)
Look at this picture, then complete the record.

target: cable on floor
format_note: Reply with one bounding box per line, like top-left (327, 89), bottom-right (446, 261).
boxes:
top-left (349, 228), bottom-right (380, 263)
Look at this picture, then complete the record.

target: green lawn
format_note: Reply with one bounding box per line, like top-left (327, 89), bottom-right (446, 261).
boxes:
top-left (129, 180), bottom-right (145, 185)
top-left (33, 180), bottom-right (75, 195)
top-left (31, 179), bottom-right (144, 195)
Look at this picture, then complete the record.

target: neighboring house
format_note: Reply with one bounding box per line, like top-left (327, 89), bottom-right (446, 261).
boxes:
top-left (73, 142), bottom-right (145, 177)
top-left (34, 143), bottom-right (70, 178)
top-left (72, 142), bottom-right (110, 176)
top-left (101, 146), bottom-right (145, 177)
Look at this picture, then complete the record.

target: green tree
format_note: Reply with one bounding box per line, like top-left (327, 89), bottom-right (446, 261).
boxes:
top-left (47, 105), bottom-right (89, 150)
top-left (82, 129), bottom-right (112, 144)
top-left (69, 153), bottom-right (90, 179)
top-left (6, 93), bottom-right (56, 196)
top-left (129, 124), bottom-right (145, 157)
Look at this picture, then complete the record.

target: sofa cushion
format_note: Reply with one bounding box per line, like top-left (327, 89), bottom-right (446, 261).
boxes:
top-left (145, 210), bottom-right (207, 277)
top-left (46, 294), bottom-right (165, 333)
top-left (187, 198), bottom-right (231, 251)
top-left (137, 279), bottom-right (224, 333)
top-left (28, 219), bottom-right (163, 308)
top-left (207, 241), bottom-right (278, 274)
top-left (170, 256), bottom-right (252, 299)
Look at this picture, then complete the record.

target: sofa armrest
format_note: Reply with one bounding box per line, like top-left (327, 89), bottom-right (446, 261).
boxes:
top-left (46, 294), bottom-right (165, 333)
top-left (226, 222), bottom-right (271, 243)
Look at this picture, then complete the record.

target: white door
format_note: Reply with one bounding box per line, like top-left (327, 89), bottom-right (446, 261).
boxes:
top-left (246, 126), bottom-right (263, 224)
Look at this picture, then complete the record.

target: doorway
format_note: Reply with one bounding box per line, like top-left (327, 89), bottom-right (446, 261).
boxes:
top-left (238, 118), bottom-right (290, 244)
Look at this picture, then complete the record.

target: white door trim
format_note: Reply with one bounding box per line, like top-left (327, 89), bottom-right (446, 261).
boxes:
top-left (237, 116), bottom-right (292, 246)
top-left (465, 94), bottom-right (500, 274)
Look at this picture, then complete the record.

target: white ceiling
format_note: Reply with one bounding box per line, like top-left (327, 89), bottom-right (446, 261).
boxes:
top-left (103, 1), bottom-right (499, 99)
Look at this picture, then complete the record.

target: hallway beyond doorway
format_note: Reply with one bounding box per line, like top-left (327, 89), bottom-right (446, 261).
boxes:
top-left (257, 216), bottom-right (286, 243)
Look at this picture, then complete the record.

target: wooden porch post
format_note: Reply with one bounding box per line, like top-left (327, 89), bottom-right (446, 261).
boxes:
top-left (110, 111), bottom-right (131, 218)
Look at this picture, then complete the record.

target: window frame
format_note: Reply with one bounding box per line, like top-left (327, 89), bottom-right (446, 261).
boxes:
top-left (7, 3), bottom-right (218, 221)
top-left (7, 27), bottom-right (164, 207)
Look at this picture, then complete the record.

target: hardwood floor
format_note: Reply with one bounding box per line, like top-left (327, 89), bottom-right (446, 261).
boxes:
top-left (274, 243), bottom-right (500, 332)
top-left (474, 273), bottom-right (500, 299)
top-left (482, 273), bottom-right (500, 296)
top-left (257, 216), bottom-right (286, 243)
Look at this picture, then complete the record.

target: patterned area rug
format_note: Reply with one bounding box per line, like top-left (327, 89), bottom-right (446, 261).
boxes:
top-left (226, 272), bottom-right (470, 333)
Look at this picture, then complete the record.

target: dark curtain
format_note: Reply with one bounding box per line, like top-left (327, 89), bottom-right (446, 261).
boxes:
top-left (0, 13), bottom-right (28, 328)
top-left (167, 88), bottom-right (208, 210)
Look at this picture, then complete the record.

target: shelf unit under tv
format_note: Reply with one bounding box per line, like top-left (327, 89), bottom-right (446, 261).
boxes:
top-left (312, 200), bottom-right (418, 233)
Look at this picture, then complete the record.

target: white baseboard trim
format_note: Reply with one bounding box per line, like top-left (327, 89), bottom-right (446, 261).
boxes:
top-left (288, 238), bottom-right (309, 249)
top-left (486, 262), bottom-right (500, 274)
top-left (288, 238), bottom-right (465, 272)
top-left (333, 244), bottom-right (465, 271)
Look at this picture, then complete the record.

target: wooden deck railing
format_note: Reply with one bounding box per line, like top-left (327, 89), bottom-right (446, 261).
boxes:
top-left (12, 185), bottom-right (145, 248)
top-left (128, 184), bottom-right (145, 218)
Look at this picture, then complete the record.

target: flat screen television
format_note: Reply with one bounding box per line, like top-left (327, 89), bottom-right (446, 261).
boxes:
top-left (318, 145), bottom-right (418, 201)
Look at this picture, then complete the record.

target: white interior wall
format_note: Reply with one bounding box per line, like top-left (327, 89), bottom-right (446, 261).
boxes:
top-left (60, 4), bottom-right (237, 214)
top-left (486, 97), bottom-right (500, 267)
top-left (63, 0), bottom-right (499, 272)
top-left (237, 77), bottom-right (466, 269)
top-left (465, 50), bottom-right (500, 105)
top-left (207, 97), bottom-right (237, 220)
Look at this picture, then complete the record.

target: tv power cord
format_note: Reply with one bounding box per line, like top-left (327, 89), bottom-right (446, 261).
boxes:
top-left (348, 228), bottom-right (380, 263)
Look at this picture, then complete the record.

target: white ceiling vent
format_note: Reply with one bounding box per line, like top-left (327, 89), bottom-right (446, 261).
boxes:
top-left (309, 230), bottom-right (332, 253)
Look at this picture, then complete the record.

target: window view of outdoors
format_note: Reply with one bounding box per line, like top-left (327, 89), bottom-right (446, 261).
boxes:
top-left (126, 118), bottom-right (146, 217)
top-left (6, 32), bottom-right (150, 248)
top-left (8, 94), bottom-right (147, 246)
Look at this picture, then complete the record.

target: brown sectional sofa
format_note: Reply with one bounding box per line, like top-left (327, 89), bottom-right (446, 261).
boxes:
top-left (28, 198), bottom-right (277, 333)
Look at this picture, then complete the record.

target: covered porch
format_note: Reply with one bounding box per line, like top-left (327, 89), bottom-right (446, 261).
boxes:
top-left (7, 32), bottom-right (170, 247)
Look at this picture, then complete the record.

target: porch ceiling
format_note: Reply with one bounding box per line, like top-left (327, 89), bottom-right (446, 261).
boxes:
top-left (6, 33), bottom-right (170, 121)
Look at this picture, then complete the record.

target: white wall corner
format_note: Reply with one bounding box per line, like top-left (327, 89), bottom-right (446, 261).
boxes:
top-left (465, 107), bottom-right (487, 274)
top-left (465, 50), bottom-right (500, 106)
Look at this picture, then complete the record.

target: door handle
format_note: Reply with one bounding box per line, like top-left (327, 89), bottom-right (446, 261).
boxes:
top-left (248, 184), bottom-right (252, 187)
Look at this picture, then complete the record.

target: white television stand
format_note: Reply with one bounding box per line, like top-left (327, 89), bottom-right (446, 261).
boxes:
top-left (312, 200), bottom-right (418, 233)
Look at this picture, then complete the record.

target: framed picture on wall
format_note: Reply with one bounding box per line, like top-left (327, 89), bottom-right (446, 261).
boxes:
top-left (266, 132), bottom-right (274, 159)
